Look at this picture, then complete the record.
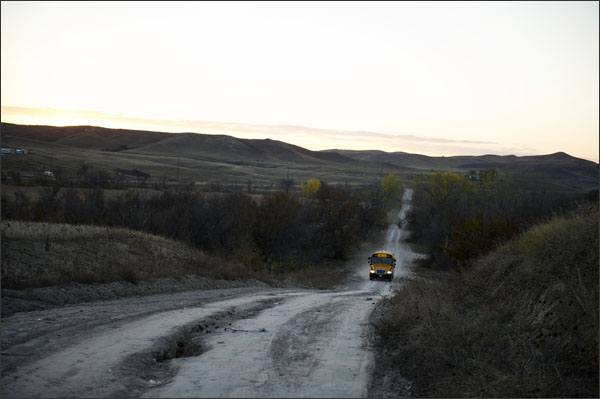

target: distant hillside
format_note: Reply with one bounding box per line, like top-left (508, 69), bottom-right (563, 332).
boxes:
top-left (0, 123), bottom-right (170, 151)
top-left (325, 149), bottom-right (595, 171)
top-left (1, 123), bottom-right (355, 164)
top-left (1, 122), bottom-right (597, 191)
top-left (134, 133), bottom-right (354, 164)
top-left (325, 149), bottom-right (599, 192)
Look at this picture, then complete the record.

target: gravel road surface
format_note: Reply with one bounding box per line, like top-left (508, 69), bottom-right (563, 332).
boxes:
top-left (1, 191), bottom-right (417, 398)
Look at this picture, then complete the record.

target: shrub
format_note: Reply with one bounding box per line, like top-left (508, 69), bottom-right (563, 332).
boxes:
top-left (300, 178), bottom-right (322, 197)
top-left (375, 203), bottom-right (599, 397)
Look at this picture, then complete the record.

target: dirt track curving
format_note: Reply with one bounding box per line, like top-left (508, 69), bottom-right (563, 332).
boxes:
top-left (1, 191), bottom-right (418, 398)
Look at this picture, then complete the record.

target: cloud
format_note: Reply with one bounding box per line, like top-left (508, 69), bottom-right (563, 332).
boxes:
top-left (179, 120), bottom-right (498, 146)
top-left (0, 105), bottom-right (577, 160)
top-left (1, 105), bottom-right (494, 143)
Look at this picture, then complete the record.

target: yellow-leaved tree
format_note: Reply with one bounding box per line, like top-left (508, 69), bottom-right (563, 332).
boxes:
top-left (301, 178), bottom-right (322, 197)
top-left (381, 173), bottom-right (402, 204)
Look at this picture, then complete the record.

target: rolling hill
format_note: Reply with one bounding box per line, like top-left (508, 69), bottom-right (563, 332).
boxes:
top-left (1, 122), bottom-right (598, 191)
top-left (325, 149), bottom-right (599, 192)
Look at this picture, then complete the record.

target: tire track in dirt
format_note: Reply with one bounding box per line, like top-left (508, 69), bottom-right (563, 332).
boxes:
top-left (143, 289), bottom-right (377, 398)
top-left (0, 292), bottom-right (303, 398)
top-left (1, 190), bottom-right (417, 398)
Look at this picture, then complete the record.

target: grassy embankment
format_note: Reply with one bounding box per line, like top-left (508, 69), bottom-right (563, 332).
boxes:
top-left (1, 221), bottom-right (350, 291)
top-left (375, 204), bottom-right (598, 397)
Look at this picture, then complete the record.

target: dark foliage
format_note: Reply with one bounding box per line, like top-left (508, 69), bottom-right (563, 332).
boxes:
top-left (1, 182), bottom-right (388, 268)
top-left (407, 171), bottom-right (589, 268)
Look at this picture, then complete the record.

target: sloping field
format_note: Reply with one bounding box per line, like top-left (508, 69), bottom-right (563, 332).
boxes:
top-left (0, 221), bottom-right (278, 316)
top-left (371, 204), bottom-right (599, 397)
top-left (1, 221), bottom-right (220, 290)
top-left (0, 123), bottom-right (409, 184)
top-left (328, 149), bottom-right (599, 192)
top-left (1, 122), bottom-right (597, 190)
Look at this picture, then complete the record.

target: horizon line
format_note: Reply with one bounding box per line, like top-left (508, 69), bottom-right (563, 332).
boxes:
top-left (1, 120), bottom-right (596, 164)
top-left (1, 105), bottom-right (598, 163)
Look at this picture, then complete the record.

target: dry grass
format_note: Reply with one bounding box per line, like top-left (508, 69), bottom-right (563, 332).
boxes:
top-left (2, 220), bottom-right (156, 241)
top-left (1, 221), bottom-right (211, 288)
top-left (374, 204), bottom-right (599, 397)
top-left (0, 123), bottom-right (413, 186)
top-left (0, 221), bottom-right (352, 290)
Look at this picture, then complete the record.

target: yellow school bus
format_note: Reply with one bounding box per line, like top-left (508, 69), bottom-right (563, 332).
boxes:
top-left (368, 251), bottom-right (396, 281)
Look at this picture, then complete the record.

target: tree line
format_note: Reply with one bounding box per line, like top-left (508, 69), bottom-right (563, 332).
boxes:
top-left (407, 169), bottom-right (598, 268)
top-left (1, 176), bottom-right (405, 269)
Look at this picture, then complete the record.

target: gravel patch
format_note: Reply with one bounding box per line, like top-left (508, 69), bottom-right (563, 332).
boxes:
top-left (1, 275), bottom-right (289, 317)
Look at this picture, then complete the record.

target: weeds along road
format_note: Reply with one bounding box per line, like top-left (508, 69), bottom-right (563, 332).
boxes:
top-left (1, 190), bottom-right (418, 398)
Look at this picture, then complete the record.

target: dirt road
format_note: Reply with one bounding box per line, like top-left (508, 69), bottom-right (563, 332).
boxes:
top-left (1, 191), bottom-right (417, 398)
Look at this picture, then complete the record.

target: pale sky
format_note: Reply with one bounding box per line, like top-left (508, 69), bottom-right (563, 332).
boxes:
top-left (1, 1), bottom-right (598, 162)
